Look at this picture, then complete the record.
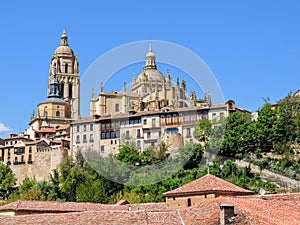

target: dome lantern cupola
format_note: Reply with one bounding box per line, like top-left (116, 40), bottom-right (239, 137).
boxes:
top-left (145, 43), bottom-right (157, 69)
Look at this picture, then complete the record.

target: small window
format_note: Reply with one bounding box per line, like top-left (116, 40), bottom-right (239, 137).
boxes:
top-left (173, 197), bottom-right (176, 200)
top-left (137, 129), bottom-right (141, 137)
top-left (28, 154), bottom-right (32, 162)
top-left (187, 198), bottom-right (192, 207)
top-left (44, 111), bottom-right (48, 117)
top-left (29, 147), bottom-right (32, 153)
top-left (65, 63), bottom-right (68, 73)
top-left (115, 103), bottom-right (119, 112)
top-left (68, 83), bottom-right (72, 98)
top-left (147, 132), bottom-right (151, 139)
top-left (60, 83), bottom-right (64, 98)
top-left (143, 119), bottom-right (147, 125)
top-left (126, 130), bottom-right (130, 137)
top-left (152, 118), bottom-right (156, 127)
top-left (187, 128), bottom-right (191, 137)
top-left (83, 134), bottom-right (87, 143)
top-left (100, 145), bottom-right (105, 153)
top-left (83, 125), bottom-right (87, 132)
top-left (89, 134), bottom-right (94, 142)
top-left (56, 111), bottom-right (60, 117)
top-left (76, 135), bottom-right (80, 143)
top-left (77, 125), bottom-right (80, 132)
top-left (90, 124), bottom-right (93, 131)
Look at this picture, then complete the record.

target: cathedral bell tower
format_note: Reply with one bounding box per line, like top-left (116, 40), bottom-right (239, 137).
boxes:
top-left (49, 30), bottom-right (80, 120)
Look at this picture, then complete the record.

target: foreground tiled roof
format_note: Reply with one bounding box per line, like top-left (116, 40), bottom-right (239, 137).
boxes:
top-left (180, 193), bottom-right (300, 225)
top-left (0, 193), bottom-right (299, 224)
top-left (0, 210), bottom-right (183, 225)
top-left (164, 174), bottom-right (253, 197)
top-left (0, 200), bottom-right (166, 214)
top-left (0, 200), bottom-right (126, 213)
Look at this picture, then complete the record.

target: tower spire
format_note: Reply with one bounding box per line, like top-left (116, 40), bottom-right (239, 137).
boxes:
top-left (145, 43), bottom-right (156, 69)
top-left (60, 29), bottom-right (68, 46)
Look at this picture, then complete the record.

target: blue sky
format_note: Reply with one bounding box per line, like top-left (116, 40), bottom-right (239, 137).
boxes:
top-left (0, 1), bottom-right (299, 135)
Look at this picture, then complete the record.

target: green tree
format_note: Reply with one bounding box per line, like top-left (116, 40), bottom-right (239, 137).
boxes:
top-left (220, 112), bottom-right (253, 158)
top-left (76, 177), bottom-right (109, 203)
top-left (116, 145), bottom-right (141, 166)
top-left (256, 103), bottom-right (279, 151)
top-left (276, 93), bottom-right (300, 145)
top-left (0, 162), bottom-right (17, 199)
top-left (193, 119), bottom-right (212, 143)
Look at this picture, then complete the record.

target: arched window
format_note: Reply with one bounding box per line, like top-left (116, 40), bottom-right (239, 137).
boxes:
top-left (44, 111), bottom-right (48, 117)
top-left (115, 103), bottom-right (119, 112)
top-left (56, 111), bottom-right (60, 117)
top-left (187, 198), bottom-right (192, 207)
top-left (65, 63), bottom-right (68, 73)
top-left (68, 83), bottom-right (73, 98)
top-left (60, 83), bottom-right (64, 97)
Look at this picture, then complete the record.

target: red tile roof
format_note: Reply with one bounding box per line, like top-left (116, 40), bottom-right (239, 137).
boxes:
top-left (0, 210), bottom-right (183, 225)
top-left (180, 193), bottom-right (300, 225)
top-left (164, 174), bottom-right (253, 197)
top-left (56, 125), bottom-right (70, 131)
top-left (0, 193), bottom-right (299, 224)
top-left (35, 128), bottom-right (56, 133)
top-left (0, 200), bottom-right (126, 213)
top-left (0, 200), bottom-right (166, 214)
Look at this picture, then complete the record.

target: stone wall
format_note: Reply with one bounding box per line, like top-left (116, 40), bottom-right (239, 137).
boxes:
top-left (10, 149), bottom-right (69, 185)
top-left (165, 193), bottom-right (216, 210)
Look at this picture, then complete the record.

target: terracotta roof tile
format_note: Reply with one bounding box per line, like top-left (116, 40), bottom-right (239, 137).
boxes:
top-left (56, 125), bottom-right (70, 131)
top-left (164, 174), bottom-right (253, 197)
top-left (0, 193), bottom-right (299, 224)
top-left (180, 193), bottom-right (300, 225)
top-left (0, 200), bottom-right (126, 213)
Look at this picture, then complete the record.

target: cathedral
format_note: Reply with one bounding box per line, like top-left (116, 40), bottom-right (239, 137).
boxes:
top-left (72, 43), bottom-right (242, 156)
top-left (90, 44), bottom-right (211, 117)
top-left (28, 30), bottom-right (80, 132)
top-left (0, 31), bottom-right (247, 184)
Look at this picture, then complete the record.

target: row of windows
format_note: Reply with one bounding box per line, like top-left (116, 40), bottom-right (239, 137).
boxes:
top-left (44, 111), bottom-right (61, 117)
top-left (6, 154), bottom-right (32, 165)
top-left (211, 112), bottom-right (225, 120)
top-left (76, 134), bottom-right (94, 143)
top-left (76, 124), bottom-right (94, 132)
top-left (2, 147), bottom-right (32, 156)
top-left (101, 131), bottom-right (120, 139)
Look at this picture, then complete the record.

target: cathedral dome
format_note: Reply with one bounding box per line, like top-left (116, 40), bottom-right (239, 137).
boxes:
top-left (55, 45), bottom-right (74, 55)
top-left (138, 68), bottom-right (164, 82)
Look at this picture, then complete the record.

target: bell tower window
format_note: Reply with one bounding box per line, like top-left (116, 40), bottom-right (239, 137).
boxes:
top-left (68, 83), bottom-right (72, 98)
top-left (65, 63), bottom-right (68, 73)
top-left (56, 111), bottom-right (60, 117)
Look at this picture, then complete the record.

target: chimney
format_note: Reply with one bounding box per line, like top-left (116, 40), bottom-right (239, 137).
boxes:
top-left (220, 204), bottom-right (235, 225)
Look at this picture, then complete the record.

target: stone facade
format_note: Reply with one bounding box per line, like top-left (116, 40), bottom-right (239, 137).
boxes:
top-left (72, 45), bottom-right (248, 157)
top-left (0, 133), bottom-right (69, 184)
